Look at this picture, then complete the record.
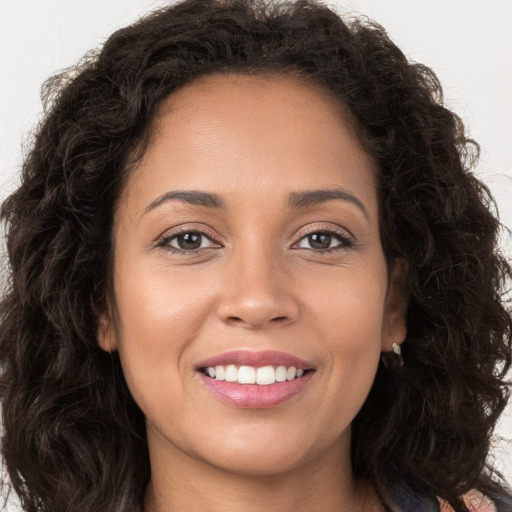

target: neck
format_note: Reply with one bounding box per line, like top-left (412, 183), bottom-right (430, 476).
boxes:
top-left (143, 427), bottom-right (383, 512)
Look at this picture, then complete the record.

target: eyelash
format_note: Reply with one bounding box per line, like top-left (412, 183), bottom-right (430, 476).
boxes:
top-left (155, 226), bottom-right (355, 256)
top-left (294, 227), bottom-right (355, 254)
top-left (155, 228), bottom-right (220, 255)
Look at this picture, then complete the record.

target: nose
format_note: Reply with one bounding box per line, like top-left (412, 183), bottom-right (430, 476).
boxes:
top-left (216, 246), bottom-right (300, 330)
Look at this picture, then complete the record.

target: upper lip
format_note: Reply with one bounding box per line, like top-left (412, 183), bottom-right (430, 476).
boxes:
top-left (196, 350), bottom-right (314, 370)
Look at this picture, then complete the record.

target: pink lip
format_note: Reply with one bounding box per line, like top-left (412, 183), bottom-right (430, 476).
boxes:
top-left (195, 350), bottom-right (315, 409)
top-left (196, 350), bottom-right (313, 370)
top-left (197, 371), bottom-right (314, 409)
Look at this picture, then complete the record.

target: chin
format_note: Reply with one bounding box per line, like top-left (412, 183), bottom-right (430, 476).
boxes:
top-left (190, 424), bottom-right (343, 477)
top-left (203, 447), bottom-right (307, 477)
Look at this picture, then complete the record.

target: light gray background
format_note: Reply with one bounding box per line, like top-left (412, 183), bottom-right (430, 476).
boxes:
top-left (1, 1), bottom-right (511, 509)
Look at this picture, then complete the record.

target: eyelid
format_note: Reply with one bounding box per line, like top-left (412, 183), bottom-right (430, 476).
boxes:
top-left (291, 223), bottom-right (356, 251)
top-left (154, 224), bottom-right (223, 250)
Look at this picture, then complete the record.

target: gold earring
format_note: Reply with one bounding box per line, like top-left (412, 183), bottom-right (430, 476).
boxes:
top-left (381, 342), bottom-right (404, 370)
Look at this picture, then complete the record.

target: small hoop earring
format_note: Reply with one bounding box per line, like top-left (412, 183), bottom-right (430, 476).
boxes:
top-left (381, 342), bottom-right (404, 370)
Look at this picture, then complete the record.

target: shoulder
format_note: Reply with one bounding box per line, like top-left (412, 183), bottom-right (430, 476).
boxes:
top-left (439, 490), bottom-right (496, 512)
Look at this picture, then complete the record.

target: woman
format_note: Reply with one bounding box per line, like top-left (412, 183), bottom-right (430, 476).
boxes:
top-left (1, 0), bottom-right (511, 510)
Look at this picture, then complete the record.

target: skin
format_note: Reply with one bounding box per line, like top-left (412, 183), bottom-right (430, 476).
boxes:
top-left (99, 73), bottom-right (407, 512)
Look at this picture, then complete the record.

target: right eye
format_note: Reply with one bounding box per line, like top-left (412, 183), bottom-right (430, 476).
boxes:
top-left (157, 230), bottom-right (220, 254)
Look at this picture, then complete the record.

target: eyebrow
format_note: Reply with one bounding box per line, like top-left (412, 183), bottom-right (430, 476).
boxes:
top-left (143, 190), bottom-right (226, 215)
top-left (288, 188), bottom-right (369, 219)
top-left (143, 187), bottom-right (368, 219)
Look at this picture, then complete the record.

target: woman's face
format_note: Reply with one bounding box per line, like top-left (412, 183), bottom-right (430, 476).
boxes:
top-left (99, 73), bottom-right (406, 476)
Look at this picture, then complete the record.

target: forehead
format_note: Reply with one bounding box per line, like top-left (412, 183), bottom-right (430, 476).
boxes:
top-left (123, 72), bottom-right (378, 218)
top-left (153, 73), bottom-right (362, 153)
top-left (157, 72), bottom-right (351, 126)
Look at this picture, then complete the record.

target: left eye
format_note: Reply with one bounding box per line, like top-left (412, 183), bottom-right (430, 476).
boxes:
top-left (296, 231), bottom-right (350, 251)
top-left (166, 231), bottom-right (215, 251)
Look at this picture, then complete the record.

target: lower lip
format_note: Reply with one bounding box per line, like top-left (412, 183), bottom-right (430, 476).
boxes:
top-left (197, 372), bottom-right (314, 409)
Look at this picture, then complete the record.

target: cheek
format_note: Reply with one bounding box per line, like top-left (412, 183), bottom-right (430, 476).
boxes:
top-left (111, 259), bottom-right (216, 413)
top-left (301, 259), bottom-right (387, 341)
top-left (299, 266), bottom-right (386, 400)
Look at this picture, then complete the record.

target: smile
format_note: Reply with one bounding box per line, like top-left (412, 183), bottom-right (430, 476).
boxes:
top-left (201, 364), bottom-right (306, 385)
top-left (196, 350), bottom-right (315, 408)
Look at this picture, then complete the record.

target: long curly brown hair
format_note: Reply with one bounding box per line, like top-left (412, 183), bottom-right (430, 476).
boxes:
top-left (1, 1), bottom-right (511, 511)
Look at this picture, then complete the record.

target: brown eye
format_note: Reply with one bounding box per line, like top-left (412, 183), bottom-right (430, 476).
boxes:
top-left (163, 231), bottom-right (217, 251)
top-left (174, 232), bottom-right (203, 250)
top-left (307, 233), bottom-right (332, 250)
top-left (295, 229), bottom-right (354, 252)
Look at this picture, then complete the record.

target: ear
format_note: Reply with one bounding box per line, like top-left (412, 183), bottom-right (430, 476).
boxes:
top-left (381, 258), bottom-right (408, 351)
top-left (97, 298), bottom-right (117, 353)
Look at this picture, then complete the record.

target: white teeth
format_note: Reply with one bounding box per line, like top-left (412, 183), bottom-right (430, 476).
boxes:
top-left (203, 364), bottom-right (308, 384)
top-left (275, 365), bottom-right (287, 382)
top-left (256, 366), bottom-right (276, 385)
top-left (225, 364), bottom-right (238, 382)
top-left (215, 365), bottom-right (225, 380)
top-left (238, 365), bottom-right (256, 384)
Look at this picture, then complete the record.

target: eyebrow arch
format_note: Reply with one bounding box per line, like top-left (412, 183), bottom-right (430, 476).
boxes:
top-left (288, 188), bottom-right (369, 219)
top-left (143, 190), bottom-right (226, 215)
